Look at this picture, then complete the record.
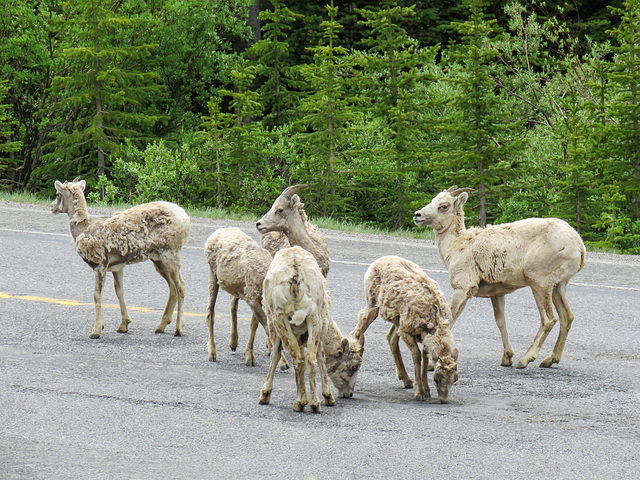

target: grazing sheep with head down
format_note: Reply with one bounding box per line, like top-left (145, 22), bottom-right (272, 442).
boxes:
top-left (256, 185), bottom-right (330, 277)
top-left (414, 186), bottom-right (586, 368)
top-left (51, 179), bottom-right (190, 338)
top-left (204, 227), bottom-right (287, 369)
top-left (259, 246), bottom-right (363, 412)
top-left (352, 256), bottom-right (458, 403)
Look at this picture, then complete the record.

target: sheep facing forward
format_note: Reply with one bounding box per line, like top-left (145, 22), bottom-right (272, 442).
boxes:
top-left (51, 179), bottom-right (190, 338)
top-left (204, 227), bottom-right (287, 369)
top-left (256, 185), bottom-right (330, 277)
top-left (259, 246), bottom-right (364, 412)
top-left (414, 186), bottom-right (586, 369)
top-left (352, 256), bottom-right (458, 403)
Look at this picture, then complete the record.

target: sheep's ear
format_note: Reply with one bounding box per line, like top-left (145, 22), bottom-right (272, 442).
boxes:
top-left (54, 180), bottom-right (64, 193)
top-left (341, 337), bottom-right (349, 354)
top-left (290, 194), bottom-right (302, 208)
top-left (77, 179), bottom-right (87, 191)
top-left (455, 192), bottom-right (468, 209)
top-left (452, 347), bottom-right (459, 361)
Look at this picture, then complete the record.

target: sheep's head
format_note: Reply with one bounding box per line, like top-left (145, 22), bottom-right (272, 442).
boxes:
top-left (413, 186), bottom-right (473, 233)
top-left (256, 184), bottom-right (308, 235)
top-left (325, 335), bottom-right (364, 398)
top-left (51, 178), bottom-right (86, 216)
top-left (433, 353), bottom-right (458, 404)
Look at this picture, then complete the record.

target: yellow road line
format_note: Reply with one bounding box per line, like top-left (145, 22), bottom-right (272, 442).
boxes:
top-left (0, 291), bottom-right (206, 318)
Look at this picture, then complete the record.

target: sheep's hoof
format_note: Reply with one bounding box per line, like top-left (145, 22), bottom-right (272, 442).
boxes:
top-left (279, 362), bottom-right (290, 371)
top-left (154, 328), bottom-right (165, 334)
top-left (89, 333), bottom-right (101, 339)
top-left (259, 391), bottom-right (271, 405)
top-left (539, 359), bottom-right (555, 368)
top-left (173, 330), bottom-right (182, 337)
top-left (208, 354), bottom-right (216, 362)
top-left (402, 380), bottom-right (414, 389)
top-left (309, 403), bottom-right (321, 413)
top-left (245, 358), bottom-right (256, 367)
top-left (514, 361), bottom-right (528, 369)
top-left (323, 394), bottom-right (336, 406)
top-left (293, 401), bottom-right (306, 412)
top-left (415, 393), bottom-right (428, 401)
top-left (116, 328), bottom-right (128, 334)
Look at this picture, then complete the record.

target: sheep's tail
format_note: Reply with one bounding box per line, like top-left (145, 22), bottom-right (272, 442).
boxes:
top-left (271, 276), bottom-right (317, 326)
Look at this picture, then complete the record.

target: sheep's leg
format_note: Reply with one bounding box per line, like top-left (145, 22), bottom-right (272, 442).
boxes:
top-left (352, 306), bottom-right (379, 340)
top-left (247, 302), bottom-right (289, 369)
top-left (516, 286), bottom-right (558, 369)
top-left (259, 335), bottom-right (282, 405)
top-left (243, 313), bottom-right (258, 366)
top-left (540, 282), bottom-right (574, 368)
top-left (386, 325), bottom-right (413, 389)
top-left (280, 320), bottom-right (308, 412)
top-left (151, 259), bottom-right (178, 334)
top-left (421, 346), bottom-right (431, 399)
top-left (206, 274), bottom-right (220, 362)
top-left (112, 268), bottom-right (132, 334)
top-left (291, 347), bottom-right (308, 412)
top-left (90, 266), bottom-right (107, 339)
top-left (318, 347), bottom-right (335, 406)
top-left (230, 296), bottom-right (240, 353)
top-left (449, 289), bottom-right (472, 327)
top-left (490, 295), bottom-right (515, 367)
top-left (402, 333), bottom-right (427, 401)
top-left (306, 320), bottom-right (321, 413)
top-left (171, 267), bottom-right (186, 336)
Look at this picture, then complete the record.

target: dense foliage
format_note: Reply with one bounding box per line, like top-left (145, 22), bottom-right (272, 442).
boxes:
top-left (1, 0), bottom-right (639, 252)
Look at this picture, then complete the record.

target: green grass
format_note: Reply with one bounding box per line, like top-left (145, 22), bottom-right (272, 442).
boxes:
top-left (0, 190), bottom-right (50, 205)
top-left (0, 190), bottom-right (435, 241)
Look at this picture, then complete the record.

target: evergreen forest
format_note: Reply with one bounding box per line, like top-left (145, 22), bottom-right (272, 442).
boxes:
top-left (1, 0), bottom-right (640, 253)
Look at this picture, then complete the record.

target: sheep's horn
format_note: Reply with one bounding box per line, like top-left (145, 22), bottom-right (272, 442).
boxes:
top-left (450, 186), bottom-right (474, 196)
top-left (281, 184), bottom-right (308, 200)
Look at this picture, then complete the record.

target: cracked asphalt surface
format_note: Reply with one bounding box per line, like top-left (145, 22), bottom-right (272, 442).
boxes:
top-left (1, 201), bottom-right (639, 479)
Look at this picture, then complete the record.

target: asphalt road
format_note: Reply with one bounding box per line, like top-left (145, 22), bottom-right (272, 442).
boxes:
top-left (1, 201), bottom-right (639, 479)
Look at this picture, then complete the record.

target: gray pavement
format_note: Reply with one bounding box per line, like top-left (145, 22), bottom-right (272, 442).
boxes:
top-left (1, 201), bottom-right (639, 479)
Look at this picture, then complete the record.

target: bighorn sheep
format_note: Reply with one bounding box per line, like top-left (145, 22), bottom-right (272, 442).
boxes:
top-left (256, 185), bottom-right (330, 277)
top-left (414, 186), bottom-right (586, 369)
top-left (352, 256), bottom-right (458, 403)
top-left (51, 179), bottom-right (190, 338)
top-left (204, 227), bottom-right (287, 368)
top-left (259, 246), bottom-right (364, 412)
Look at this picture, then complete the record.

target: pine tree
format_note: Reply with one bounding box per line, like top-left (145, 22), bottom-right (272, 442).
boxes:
top-left (604, 0), bottom-right (640, 215)
top-left (296, 0), bottom-right (359, 217)
top-left (436, 0), bottom-right (524, 226)
top-left (218, 61), bottom-right (263, 205)
top-left (245, 0), bottom-right (303, 129)
top-left (0, 80), bottom-right (22, 174)
top-left (355, 0), bottom-right (435, 229)
top-left (40, 0), bottom-right (167, 182)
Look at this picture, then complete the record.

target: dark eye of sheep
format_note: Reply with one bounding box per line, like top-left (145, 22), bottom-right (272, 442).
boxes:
top-left (439, 204), bottom-right (449, 212)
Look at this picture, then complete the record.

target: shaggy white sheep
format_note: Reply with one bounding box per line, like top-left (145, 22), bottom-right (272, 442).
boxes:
top-left (256, 185), bottom-right (331, 277)
top-left (352, 256), bottom-right (458, 403)
top-left (51, 179), bottom-right (190, 338)
top-left (259, 246), bottom-right (363, 412)
top-left (204, 227), bottom-right (287, 368)
top-left (414, 186), bottom-right (586, 368)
